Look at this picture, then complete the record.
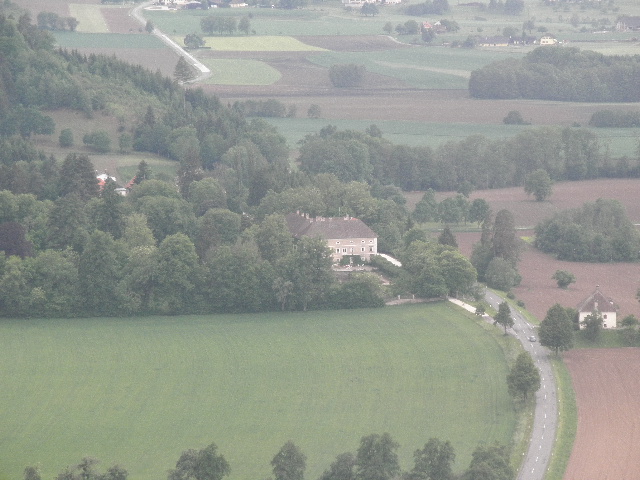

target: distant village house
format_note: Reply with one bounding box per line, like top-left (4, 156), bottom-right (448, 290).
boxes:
top-left (285, 212), bottom-right (378, 262)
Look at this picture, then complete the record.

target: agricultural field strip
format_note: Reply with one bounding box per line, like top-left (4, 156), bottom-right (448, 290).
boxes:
top-left (198, 59), bottom-right (281, 85)
top-left (374, 61), bottom-right (471, 79)
top-left (187, 35), bottom-right (328, 51)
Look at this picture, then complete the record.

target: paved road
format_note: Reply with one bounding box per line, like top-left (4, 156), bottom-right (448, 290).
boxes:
top-left (129, 2), bottom-right (211, 83)
top-left (485, 291), bottom-right (558, 480)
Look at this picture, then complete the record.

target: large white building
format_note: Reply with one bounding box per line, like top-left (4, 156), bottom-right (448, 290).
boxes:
top-left (285, 212), bottom-right (378, 262)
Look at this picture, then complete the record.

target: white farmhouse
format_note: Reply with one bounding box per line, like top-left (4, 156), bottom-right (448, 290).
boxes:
top-left (577, 287), bottom-right (617, 329)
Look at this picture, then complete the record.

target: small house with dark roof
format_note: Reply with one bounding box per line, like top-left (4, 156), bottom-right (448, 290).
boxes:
top-left (285, 212), bottom-right (378, 262)
top-left (577, 287), bottom-right (618, 329)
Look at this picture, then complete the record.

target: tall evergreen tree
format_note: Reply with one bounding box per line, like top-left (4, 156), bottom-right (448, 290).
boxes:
top-left (58, 153), bottom-right (99, 201)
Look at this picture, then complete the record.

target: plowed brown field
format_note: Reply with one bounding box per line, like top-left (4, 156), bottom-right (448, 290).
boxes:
top-left (563, 349), bottom-right (640, 480)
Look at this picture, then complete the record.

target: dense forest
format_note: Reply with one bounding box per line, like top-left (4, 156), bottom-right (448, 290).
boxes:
top-left (469, 46), bottom-right (640, 102)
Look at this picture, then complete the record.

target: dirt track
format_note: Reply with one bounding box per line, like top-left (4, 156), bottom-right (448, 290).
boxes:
top-left (563, 349), bottom-right (640, 480)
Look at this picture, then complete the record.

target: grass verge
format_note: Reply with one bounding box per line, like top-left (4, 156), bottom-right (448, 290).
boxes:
top-left (544, 356), bottom-right (577, 480)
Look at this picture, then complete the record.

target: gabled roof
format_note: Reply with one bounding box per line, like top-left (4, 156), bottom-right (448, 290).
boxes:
top-left (285, 213), bottom-right (377, 240)
top-left (577, 288), bottom-right (617, 314)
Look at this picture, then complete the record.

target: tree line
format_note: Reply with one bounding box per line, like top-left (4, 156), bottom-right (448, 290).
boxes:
top-left (25, 433), bottom-right (516, 480)
top-left (296, 124), bottom-right (639, 193)
top-left (469, 46), bottom-right (640, 102)
top-left (589, 109), bottom-right (640, 128)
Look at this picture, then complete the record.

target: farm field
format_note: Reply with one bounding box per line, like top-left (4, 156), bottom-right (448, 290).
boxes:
top-left (0, 304), bottom-right (516, 480)
top-left (563, 349), bottom-right (640, 480)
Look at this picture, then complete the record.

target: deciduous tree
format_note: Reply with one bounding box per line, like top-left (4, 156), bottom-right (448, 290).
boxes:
top-left (507, 351), bottom-right (541, 400)
top-left (168, 443), bottom-right (230, 480)
top-left (272, 441), bottom-right (306, 480)
top-left (184, 33), bottom-right (205, 49)
top-left (494, 301), bottom-right (514, 334)
top-left (539, 303), bottom-right (574, 355)
top-left (319, 453), bottom-right (355, 480)
top-left (581, 311), bottom-right (603, 341)
top-left (552, 270), bottom-right (575, 289)
top-left (355, 433), bottom-right (400, 480)
top-left (462, 443), bottom-right (513, 480)
top-left (407, 438), bottom-right (456, 480)
top-left (524, 169), bottom-right (553, 201)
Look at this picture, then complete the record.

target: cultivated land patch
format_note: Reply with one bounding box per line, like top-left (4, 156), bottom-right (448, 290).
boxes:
top-left (195, 35), bottom-right (327, 52)
top-left (563, 349), bottom-right (640, 480)
top-left (0, 304), bottom-right (514, 480)
top-left (198, 58), bottom-right (281, 85)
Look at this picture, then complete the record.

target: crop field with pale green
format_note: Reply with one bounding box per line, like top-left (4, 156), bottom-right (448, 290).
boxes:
top-left (199, 58), bottom-right (282, 85)
top-left (0, 303), bottom-right (515, 480)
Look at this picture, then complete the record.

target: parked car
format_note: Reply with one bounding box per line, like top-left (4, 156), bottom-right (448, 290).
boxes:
top-left (528, 336), bottom-right (536, 342)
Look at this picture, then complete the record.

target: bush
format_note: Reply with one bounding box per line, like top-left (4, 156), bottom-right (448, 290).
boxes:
top-left (370, 255), bottom-right (402, 278)
top-left (329, 64), bottom-right (366, 88)
top-left (503, 110), bottom-right (530, 125)
top-left (59, 128), bottom-right (74, 148)
top-left (82, 130), bottom-right (111, 153)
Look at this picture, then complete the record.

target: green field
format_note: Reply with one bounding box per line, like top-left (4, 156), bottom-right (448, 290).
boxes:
top-left (0, 303), bottom-right (515, 480)
top-left (308, 47), bottom-right (526, 89)
top-left (199, 58), bottom-right (281, 85)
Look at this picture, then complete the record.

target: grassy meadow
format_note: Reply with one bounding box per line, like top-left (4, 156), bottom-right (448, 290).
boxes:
top-left (199, 58), bottom-right (282, 85)
top-left (0, 303), bottom-right (516, 480)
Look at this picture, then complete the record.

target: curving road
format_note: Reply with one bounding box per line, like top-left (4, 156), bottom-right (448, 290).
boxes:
top-left (485, 291), bottom-right (558, 480)
top-left (129, 1), bottom-right (211, 83)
